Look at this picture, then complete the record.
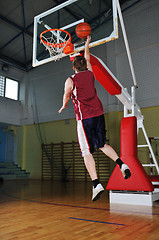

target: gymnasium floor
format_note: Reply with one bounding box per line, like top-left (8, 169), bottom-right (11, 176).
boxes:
top-left (0, 179), bottom-right (159, 240)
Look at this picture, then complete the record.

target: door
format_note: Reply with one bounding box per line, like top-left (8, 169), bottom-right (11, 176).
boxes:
top-left (5, 131), bottom-right (15, 163)
top-left (0, 128), bottom-right (6, 162)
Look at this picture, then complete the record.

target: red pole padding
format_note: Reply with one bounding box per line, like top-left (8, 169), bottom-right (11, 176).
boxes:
top-left (90, 55), bottom-right (122, 96)
top-left (106, 116), bottom-right (154, 192)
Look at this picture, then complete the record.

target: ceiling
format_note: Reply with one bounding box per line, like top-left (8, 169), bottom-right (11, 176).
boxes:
top-left (0, 0), bottom-right (133, 72)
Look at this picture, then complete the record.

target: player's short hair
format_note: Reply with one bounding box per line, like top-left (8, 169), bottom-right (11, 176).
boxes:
top-left (73, 56), bottom-right (87, 72)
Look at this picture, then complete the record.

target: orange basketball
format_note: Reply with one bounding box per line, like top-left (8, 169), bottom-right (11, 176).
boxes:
top-left (75, 22), bottom-right (91, 39)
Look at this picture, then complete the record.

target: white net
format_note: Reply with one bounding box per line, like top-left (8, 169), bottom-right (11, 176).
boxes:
top-left (40, 29), bottom-right (71, 60)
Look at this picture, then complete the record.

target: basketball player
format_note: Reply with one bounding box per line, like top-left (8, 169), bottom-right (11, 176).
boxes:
top-left (59, 36), bottom-right (131, 201)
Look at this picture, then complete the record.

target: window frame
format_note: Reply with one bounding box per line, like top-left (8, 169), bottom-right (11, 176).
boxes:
top-left (0, 75), bottom-right (20, 101)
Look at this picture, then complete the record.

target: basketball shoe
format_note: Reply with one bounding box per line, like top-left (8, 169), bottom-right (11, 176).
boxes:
top-left (92, 183), bottom-right (104, 201)
top-left (121, 164), bottom-right (131, 179)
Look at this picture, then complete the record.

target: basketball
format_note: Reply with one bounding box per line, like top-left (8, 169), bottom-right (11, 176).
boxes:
top-left (75, 22), bottom-right (91, 39)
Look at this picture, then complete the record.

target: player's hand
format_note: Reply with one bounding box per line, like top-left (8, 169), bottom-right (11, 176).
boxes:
top-left (85, 35), bottom-right (91, 45)
top-left (58, 105), bottom-right (67, 114)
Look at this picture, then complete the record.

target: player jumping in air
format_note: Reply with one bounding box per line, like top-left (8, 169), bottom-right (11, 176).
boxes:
top-left (59, 36), bottom-right (131, 201)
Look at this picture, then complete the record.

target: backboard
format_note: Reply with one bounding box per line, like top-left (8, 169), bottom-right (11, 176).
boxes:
top-left (32, 0), bottom-right (118, 67)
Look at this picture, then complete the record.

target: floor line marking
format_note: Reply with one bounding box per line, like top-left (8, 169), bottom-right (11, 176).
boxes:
top-left (69, 217), bottom-right (126, 226)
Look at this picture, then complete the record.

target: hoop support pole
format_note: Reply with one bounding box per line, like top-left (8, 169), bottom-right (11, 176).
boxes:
top-left (116, 0), bottom-right (138, 88)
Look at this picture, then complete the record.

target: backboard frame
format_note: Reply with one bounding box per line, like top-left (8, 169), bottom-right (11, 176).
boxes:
top-left (32, 0), bottom-right (118, 67)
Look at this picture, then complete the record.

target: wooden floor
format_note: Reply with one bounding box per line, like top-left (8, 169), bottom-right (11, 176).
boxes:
top-left (0, 179), bottom-right (159, 240)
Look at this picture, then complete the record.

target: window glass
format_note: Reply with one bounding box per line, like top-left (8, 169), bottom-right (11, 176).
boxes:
top-left (5, 78), bottom-right (18, 100)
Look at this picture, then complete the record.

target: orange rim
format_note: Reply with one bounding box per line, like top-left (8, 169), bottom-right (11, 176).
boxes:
top-left (40, 28), bottom-right (71, 48)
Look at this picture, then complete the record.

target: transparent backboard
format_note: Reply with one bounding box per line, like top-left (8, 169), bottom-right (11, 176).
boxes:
top-left (32, 0), bottom-right (118, 67)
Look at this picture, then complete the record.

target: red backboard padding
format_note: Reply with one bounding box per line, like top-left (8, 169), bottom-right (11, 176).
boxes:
top-left (106, 116), bottom-right (154, 192)
top-left (90, 55), bottom-right (122, 95)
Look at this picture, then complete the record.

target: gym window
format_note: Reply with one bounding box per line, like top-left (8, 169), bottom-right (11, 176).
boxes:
top-left (0, 75), bottom-right (19, 100)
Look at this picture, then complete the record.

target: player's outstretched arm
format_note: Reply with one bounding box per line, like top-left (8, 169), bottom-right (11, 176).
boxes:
top-left (84, 36), bottom-right (92, 71)
top-left (58, 77), bottom-right (73, 113)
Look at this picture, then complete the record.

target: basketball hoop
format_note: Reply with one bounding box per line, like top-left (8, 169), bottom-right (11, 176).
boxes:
top-left (40, 29), bottom-right (71, 61)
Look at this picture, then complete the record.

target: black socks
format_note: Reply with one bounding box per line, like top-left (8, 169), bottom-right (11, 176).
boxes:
top-left (92, 179), bottom-right (100, 188)
top-left (116, 158), bottom-right (124, 168)
top-left (92, 159), bottom-right (125, 188)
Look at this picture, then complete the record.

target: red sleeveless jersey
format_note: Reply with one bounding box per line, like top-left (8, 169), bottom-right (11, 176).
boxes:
top-left (70, 70), bottom-right (103, 121)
